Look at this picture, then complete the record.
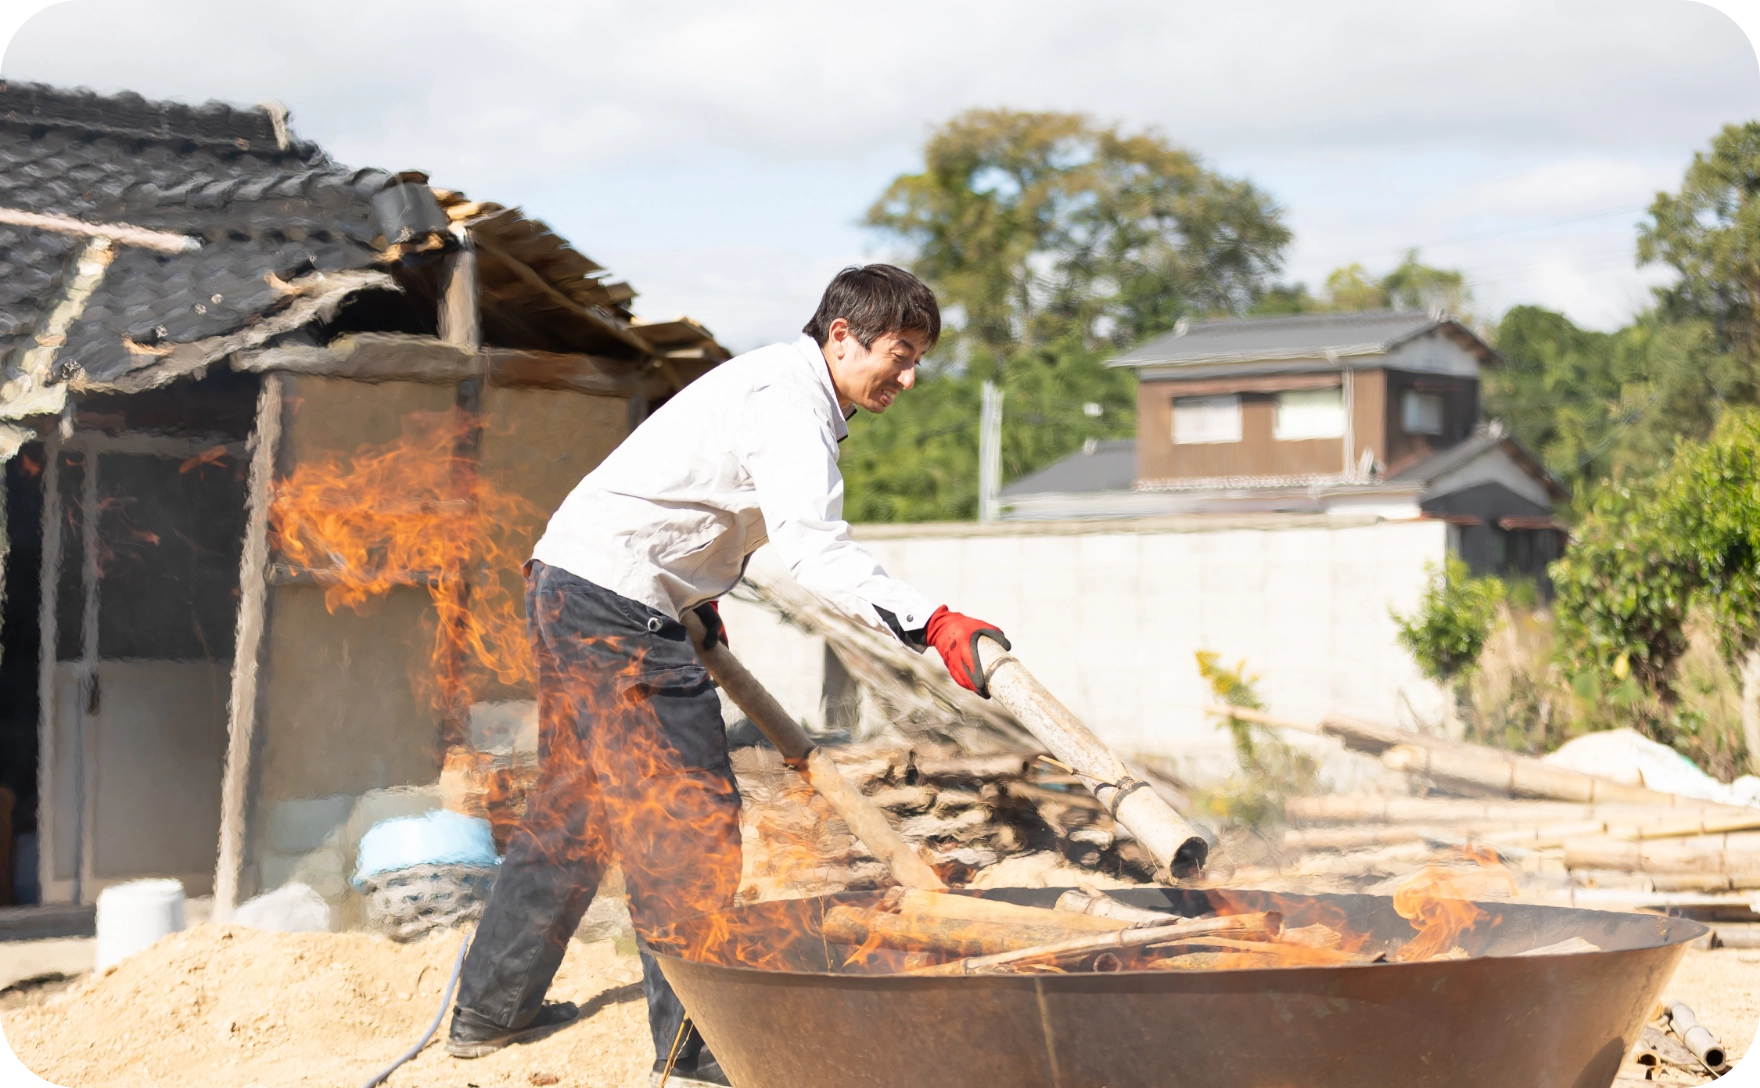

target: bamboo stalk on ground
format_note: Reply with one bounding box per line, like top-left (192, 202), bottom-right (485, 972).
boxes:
top-left (1664, 1000), bottom-right (1728, 1071)
top-left (1214, 705), bottom-right (1736, 808)
top-left (905, 910), bottom-right (1284, 976)
top-left (1563, 831), bottom-right (1760, 875)
top-left (1285, 793), bottom-right (1743, 825)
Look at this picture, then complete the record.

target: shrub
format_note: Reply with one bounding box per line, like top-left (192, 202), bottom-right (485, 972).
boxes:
top-left (1392, 557), bottom-right (1506, 683)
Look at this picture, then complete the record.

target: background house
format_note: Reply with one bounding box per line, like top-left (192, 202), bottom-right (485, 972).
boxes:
top-left (999, 310), bottom-right (1568, 592)
top-left (0, 83), bottom-right (725, 911)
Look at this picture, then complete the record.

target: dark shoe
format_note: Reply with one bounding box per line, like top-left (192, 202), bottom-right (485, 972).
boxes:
top-left (446, 1001), bottom-right (581, 1058)
top-left (650, 1050), bottom-right (733, 1087)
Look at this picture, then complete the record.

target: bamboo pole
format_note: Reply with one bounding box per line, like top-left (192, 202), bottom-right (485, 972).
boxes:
top-left (906, 911), bottom-right (1283, 976)
top-left (823, 904), bottom-right (1120, 958)
top-left (1563, 831), bottom-right (1760, 875)
top-left (213, 375), bottom-right (283, 919)
top-left (1285, 793), bottom-right (1741, 826)
top-left (884, 888), bottom-right (1127, 932)
top-left (1215, 705), bottom-right (1735, 808)
top-left (980, 637), bottom-right (1208, 875)
top-left (683, 610), bottom-right (945, 891)
top-left (1054, 889), bottom-right (1181, 927)
top-left (1664, 1000), bottom-right (1728, 1071)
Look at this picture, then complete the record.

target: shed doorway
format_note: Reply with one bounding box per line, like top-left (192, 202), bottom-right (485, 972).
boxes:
top-left (36, 428), bottom-right (246, 903)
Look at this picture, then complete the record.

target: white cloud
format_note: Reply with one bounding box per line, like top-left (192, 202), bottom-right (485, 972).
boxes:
top-left (4, 0), bottom-right (1757, 338)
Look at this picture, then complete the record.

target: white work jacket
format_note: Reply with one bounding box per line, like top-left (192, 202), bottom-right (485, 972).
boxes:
top-left (532, 335), bottom-right (940, 639)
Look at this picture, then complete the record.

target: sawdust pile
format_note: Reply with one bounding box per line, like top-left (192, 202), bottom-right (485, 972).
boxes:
top-left (4, 923), bottom-right (652, 1088)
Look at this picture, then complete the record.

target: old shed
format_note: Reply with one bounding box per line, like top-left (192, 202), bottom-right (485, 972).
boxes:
top-left (0, 83), bottom-right (726, 914)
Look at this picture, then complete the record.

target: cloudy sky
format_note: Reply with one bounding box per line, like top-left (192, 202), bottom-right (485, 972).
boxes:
top-left (5, 0), bottom-right (1758, 350)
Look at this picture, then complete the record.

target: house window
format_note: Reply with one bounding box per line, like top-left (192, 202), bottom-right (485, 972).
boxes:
top-left (1172, 394), bottom-right (1241, 444)
top-left (1403, 391), bottom-right (1444, 435)
top-left (1274, 388), bottom-right (1344, 440)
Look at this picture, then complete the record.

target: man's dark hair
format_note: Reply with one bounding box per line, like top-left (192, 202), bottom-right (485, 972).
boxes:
top-left (802, 264), bottom-right (941, 348)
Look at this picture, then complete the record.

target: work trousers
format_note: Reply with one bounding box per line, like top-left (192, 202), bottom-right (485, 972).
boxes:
top-left (454, 560), bottom-right (743, 1064)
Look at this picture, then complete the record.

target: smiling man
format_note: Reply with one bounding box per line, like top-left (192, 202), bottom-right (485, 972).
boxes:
top-left (446, 264), bottom-right (1010, 1087)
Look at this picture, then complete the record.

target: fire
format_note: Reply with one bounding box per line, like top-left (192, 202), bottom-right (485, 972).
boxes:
top-left (1390, 844), bottom-right (1515, 962)
top-left (268, 409), bottom-right (542, 709)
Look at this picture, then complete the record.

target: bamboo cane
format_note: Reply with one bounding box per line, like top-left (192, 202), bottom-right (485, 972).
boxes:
top-left (1664, 1000), bottom-right (1728, 1071)
top-left (684, 611), bottom-right (946, 891)
top-left (1563, 831), bottom-right (1760, 875)
top-left (979, 637), bottom-right (1209, 875)
top-left (1286, 793), bottom-right (1741, 826)
top-left (906, 911), bottom-right (1283, 976)
top-left (823, 904), bottom-right (1122, 958)
top-left (883, 888), bottom-right (1128, 932)
top-left (1054, 889), bottom-right (1182, 927)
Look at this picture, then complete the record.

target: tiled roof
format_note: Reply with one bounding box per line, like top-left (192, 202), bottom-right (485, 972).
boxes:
top-left (1109, 310), bottom-right (1496, 369)
top-left (1000, 440), bottom-right (1136, 497)
top-left (0, 81), bottom-right (391, 391)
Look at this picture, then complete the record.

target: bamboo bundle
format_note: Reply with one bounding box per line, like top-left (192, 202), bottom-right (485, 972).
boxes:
top-left (1380, 744), bottom-right (1668, 805)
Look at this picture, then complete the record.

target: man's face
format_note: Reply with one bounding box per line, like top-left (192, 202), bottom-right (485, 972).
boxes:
top-left (822, 318), bottom-right (929, 414)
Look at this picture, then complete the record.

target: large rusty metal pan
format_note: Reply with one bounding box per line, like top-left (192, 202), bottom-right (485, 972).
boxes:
top-left (652, 886), bottom-right (1706, 1088)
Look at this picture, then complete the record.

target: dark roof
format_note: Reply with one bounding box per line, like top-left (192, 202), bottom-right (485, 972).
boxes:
top-left (1109, 310), bottom-right (1498, 370)
top-left (1000, 440), bottom-right (1136, 496)
top-left (1388, 425), bottom-right (1569, 501)
top-left (0, 81), bottom-right (394, 392)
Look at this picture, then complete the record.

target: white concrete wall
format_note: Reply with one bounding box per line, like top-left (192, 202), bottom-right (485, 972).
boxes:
top-left (722, 516), bottom-right (1452, 787)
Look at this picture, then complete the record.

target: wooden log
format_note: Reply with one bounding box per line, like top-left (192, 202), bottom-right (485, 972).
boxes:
top-left (979, 636), bottom-right (1208, 875)
top-left (823, 904), bottom-right (1121, 958)
top-left (1664, 1000), bottom-right (1728, 1070)
top-left (906, 911), bottom-right (1283, 976)
top-left (213, 374), bottom-right (283, 919)
top-left (438, 240), bottom-right (480, 352)
top-left (684, 610), bottom-right (945, 891)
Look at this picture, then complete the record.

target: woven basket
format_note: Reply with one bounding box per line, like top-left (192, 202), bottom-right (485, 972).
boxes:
top-left (359, 864), bottom-right (498, 942)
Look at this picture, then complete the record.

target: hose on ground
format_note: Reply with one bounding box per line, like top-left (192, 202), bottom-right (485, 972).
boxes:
top-left (358, 930), bottom-right (472, 1088)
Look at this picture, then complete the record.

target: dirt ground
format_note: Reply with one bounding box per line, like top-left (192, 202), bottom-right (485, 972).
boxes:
top-left (2, 922), bottom-right (1756, 1087)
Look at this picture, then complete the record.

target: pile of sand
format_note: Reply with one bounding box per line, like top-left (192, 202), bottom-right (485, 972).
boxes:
top-left (3, 923), bottom-right (653, 1088)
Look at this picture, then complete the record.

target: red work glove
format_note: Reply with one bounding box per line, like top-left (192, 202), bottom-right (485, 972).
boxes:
top-left (692, 600), bottom-right (728, 649)
top-left (924, 605), bottom-right (1010, 699)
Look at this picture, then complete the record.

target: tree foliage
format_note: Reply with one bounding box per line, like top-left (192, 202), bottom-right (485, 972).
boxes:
top-left (845, 109), bottom-right (1291, 521)
top-left (1392, 557), bottom-right (1506, 683)
top-left (1253, 251), bottom-right (1469, 318)
top-left (1640, 120), bottom-right (1760, 380)
top-left (1487, 307), bottom-right (1739, 490)
top-left (867, 109), bottom-right (1290, 358)
top-left (1551, 410), bottom-right (1760, 744)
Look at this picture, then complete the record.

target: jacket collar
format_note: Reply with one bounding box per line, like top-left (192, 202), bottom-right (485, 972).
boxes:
top-left (794, 335), bottom-right (851, 440)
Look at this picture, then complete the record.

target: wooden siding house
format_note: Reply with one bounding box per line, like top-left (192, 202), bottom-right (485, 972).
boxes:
top-left (999, 311), bottom-right (1568, 588)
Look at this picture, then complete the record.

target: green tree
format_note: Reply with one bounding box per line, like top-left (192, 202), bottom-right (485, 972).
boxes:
top-left (1487, 306), bottom-right (1739, 490)
top-left (1550, 410), bottom-right (1760, 756)
top-left (1258, 251), bottom-right (1469, 317)
top-left (847, 109), bottom-right (1290, 521)
top-left (1640, 121), bottom-right (1760, 384)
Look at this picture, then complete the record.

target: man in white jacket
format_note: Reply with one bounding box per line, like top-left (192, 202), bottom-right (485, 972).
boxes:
top-left (447, 266), bottom-right (1010, 1086)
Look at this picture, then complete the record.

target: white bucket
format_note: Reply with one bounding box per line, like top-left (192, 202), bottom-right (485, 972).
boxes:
top-left (94, 878), bottom-right (186, 969)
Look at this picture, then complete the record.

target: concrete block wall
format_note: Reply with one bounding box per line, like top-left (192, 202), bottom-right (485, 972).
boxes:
top-left (722, 515), bottom-right (1452, 787)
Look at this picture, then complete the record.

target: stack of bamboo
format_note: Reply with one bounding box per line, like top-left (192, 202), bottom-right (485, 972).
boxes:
top-left (1208, 707), bottom-right (1760, 897)
top-left (730, 741), bottom-right (1166, 902)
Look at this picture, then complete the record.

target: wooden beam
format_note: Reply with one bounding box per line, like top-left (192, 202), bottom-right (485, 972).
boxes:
top-left (213, 374), bottom-right (283, 919)
top-left (237, 336), bottom-right (640, 397)
top-left (34, 432), bottom-right (63, 903)
top-left (472, 238), bottom-right (656, 358)
top-left (439, 240), bottom-right (481, 352)
top-left (484, 347), bottom-right (640, 397)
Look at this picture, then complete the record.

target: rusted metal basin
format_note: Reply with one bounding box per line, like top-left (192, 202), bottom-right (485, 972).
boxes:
top-left (652, 886), bottom-right (1705, 1088)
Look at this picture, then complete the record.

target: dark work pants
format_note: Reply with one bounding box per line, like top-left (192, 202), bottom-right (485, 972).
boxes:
top-left (454, 560), bottom-right (743, 1066)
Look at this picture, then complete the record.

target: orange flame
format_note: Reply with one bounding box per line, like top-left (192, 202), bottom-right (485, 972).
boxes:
top-left (1390, 844), bottom-right (1515, 962)
top-left (267, 410), bottom-right (542, 710)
